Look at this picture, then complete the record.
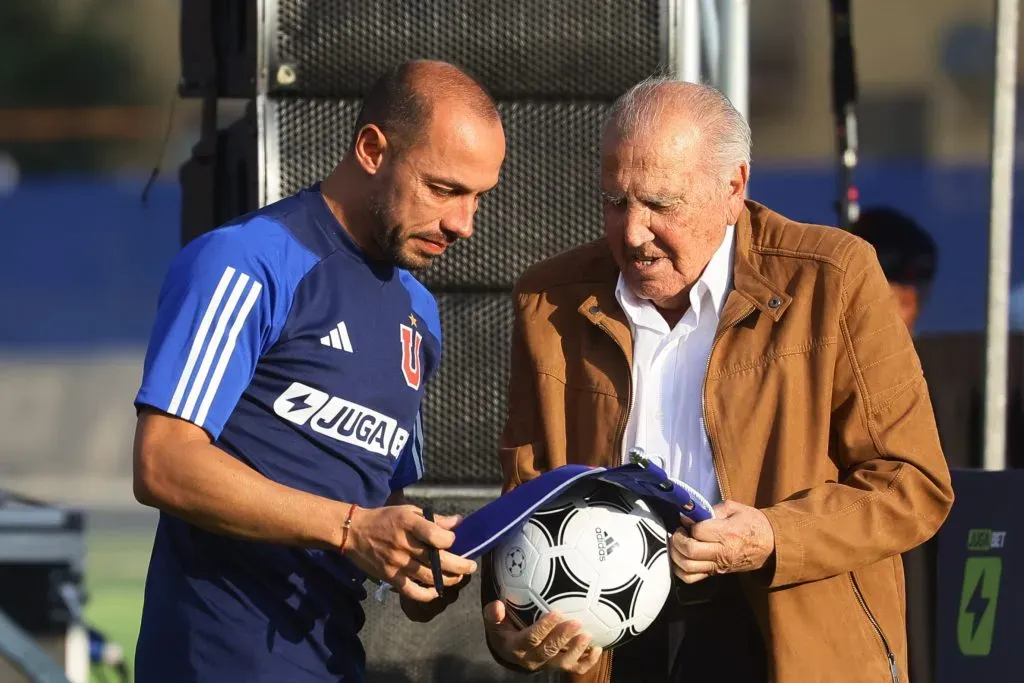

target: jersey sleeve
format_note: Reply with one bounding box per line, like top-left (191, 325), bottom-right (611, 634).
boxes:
top-left (390, 409), bottom-right (425, 491)
top-left (135, 222), bottom-right (306, 438)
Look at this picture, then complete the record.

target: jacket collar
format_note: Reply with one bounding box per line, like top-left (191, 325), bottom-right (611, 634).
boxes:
top-left (578, 201), bottom-right (792, 346)
top-left (579, 275), bottom-right (634, 367)
top-left (727, 202), bottom-right (793, 324)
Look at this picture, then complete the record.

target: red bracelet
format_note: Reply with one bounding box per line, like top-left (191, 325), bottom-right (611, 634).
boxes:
top-left (340, 503), bottom-right (358, 555)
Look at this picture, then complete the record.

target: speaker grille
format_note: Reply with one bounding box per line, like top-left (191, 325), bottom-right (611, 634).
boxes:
top-left (270, 98), bottom-right (608, 289)
top-left (420, 293), bottom-right (513, 484)
top-left (271, 0), bottom-right (664, 98)
top-left (270, 97), bottom-right (361, 201)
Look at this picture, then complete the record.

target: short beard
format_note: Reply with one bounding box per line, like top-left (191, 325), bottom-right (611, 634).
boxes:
top-left (369, 197), bottom-right (428, 271)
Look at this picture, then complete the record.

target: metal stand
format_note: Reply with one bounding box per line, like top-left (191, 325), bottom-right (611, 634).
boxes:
top-left (983, 0), bottom-right (1020, 472)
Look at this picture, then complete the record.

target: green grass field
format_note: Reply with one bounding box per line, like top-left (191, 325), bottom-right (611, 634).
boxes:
top-left (84, 531), bottom-right (152, 682)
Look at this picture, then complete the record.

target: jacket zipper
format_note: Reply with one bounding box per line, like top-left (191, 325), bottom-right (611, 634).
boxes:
top-left (701, 336), bottom-right (726, 503)
top-left (594, 321), bottom-right (623, 683)
top-left (850, 574), bottom-right (899, 683)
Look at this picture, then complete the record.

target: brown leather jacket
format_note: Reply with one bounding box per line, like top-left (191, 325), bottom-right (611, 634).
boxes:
top-left (484, 201), bottom-right (954, 682)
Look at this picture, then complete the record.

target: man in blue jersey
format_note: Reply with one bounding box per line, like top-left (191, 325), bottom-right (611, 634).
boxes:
top-left (131, 60), bottom-right (506, 682)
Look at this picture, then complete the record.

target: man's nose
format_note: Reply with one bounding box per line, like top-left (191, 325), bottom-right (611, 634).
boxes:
top-left (441, 197), bottom-right (476, 240)
top-left (622, 206), bottom-right (653, 247)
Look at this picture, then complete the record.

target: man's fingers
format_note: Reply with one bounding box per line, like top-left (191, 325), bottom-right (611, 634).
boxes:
top-left (673, 567), bottom-right (710, 584)
top-left (694, 501), bottom-right (752, 541)
top-left (675, 557), bottom-right (719, 576)
top-left (432, 513), bottom-right (463, 530)
top-left (671, 529), bottom-right (721, 562)
top-left (548, 633), bottom-right (592, 670)
top-left (572, 645), bottom-right (604, 674)
top-left (669, 541), bottom-right (718, 572)
top-left (395, 554), bottom-right (474, 589)
top-left (436, 549), bottom-right (477, 575)
top-left (440, 570), bottom-right (469, 587)
top-left (520, 610), bottom-right (564, 648)
top-left (713, 500), bottom-right (744, 518)
top-left (409, 514), bottom-right (458, 550)
top-left (397, 558), bottom-right (442, 588)
top-left (436, 574), bottom-right (471, 600)
top-left (483, 600), bottom-right (508, 631)
top-left (530, 620), bottom-right (582, 663)
top-left (484, 604), bottom-right (602, 673)
top-left (444, 572), bottom-right (473, 586)
top-left (690, 518), bottom-right (728, 543)
top-left (400, 540), bottom-right (477, 575)
top-left (390, 574), bottom-right (438, 602)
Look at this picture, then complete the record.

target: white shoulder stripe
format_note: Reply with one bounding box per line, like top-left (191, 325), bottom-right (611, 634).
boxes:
top-left (180, 271), bottom-right (252, 421)
top-left (168, 267), bottom-right (236, 415)
top-left (195, 279), bottom-right (263, 427)
top-left (412, 410), bottom-right (424, 479)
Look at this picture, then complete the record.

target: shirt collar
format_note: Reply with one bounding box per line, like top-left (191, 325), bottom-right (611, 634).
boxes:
top-left (703, 223), bottom-right (736, 315)
top-left (614, 224), bottom-right (736, 330)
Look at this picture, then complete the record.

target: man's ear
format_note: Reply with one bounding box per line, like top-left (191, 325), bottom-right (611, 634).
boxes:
top-left (353, 124), bottom-right (389, 175)
top-left (725, 162), bottom-right (749, 224)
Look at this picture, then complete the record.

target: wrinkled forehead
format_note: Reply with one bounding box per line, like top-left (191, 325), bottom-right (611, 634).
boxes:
top-left (600, 125), bottom-right (708, 192)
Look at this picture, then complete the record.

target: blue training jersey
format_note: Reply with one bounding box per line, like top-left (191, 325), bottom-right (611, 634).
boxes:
top-left (133, 185), bottom-right (441, 683)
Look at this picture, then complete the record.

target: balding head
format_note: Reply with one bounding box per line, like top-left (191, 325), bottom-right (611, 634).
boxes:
top-left (351, 60), bottom-right (499, 153)
top-left (604, 78), bottom-right (751, 182)
top-left (325, 60), bottom-right (504, 272)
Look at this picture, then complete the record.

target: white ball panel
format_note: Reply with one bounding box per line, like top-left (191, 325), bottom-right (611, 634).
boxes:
top-left (493, 529), bottom-right (542, 607)
top-left (584, 598), bottom-right (629, 649)
top-left (555, 506), bottom-right (588, 549)
top-left (633, 549), bottom-right (672, 620)
top-left (558, 548), bottom-right (600, 598)
top-left (491, 482), bottom-right (673, 651)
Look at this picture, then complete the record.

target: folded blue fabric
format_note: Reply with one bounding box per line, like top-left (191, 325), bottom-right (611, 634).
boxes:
top-left (451, 455), bottom-right (715, 559)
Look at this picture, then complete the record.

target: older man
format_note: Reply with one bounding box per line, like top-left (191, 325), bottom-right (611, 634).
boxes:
top-left (481, 79), bottom-right (953, 682)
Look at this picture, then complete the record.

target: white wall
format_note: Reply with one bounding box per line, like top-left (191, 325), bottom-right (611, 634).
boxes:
top-left (0, 352), bottom-right (144, 508)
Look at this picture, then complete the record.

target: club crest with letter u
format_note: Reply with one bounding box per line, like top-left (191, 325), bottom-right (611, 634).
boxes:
top-left (400, 321), bottom-right (423, 390)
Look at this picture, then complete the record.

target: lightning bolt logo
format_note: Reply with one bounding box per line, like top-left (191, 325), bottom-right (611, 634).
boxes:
top-left (957, 557), bottom-right (1002, 656)
top-left (964, 577), bottom-right (991, 640)
top-left (287, 393), bottom-right (312, 413)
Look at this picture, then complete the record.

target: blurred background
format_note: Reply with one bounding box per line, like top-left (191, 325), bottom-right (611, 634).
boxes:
top-left (0, 1), bottom-right (1022, 682)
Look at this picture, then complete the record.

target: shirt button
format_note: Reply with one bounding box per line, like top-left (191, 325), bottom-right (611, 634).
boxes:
top-left (655, 411), bottom-right (665, 421)
top-left (768, 296), bottom-right (782, 309)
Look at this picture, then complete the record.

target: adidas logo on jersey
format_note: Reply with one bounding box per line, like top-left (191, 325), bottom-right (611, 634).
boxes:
top-left (320, 321), bottom-right (353, 352)
top-left (273, 381), bottom-right (409, 458)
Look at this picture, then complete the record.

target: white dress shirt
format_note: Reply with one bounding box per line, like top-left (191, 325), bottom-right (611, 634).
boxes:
top-left (615, 225), bottom-right (736, 506)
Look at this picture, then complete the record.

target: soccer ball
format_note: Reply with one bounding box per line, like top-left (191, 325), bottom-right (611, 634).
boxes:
top-left (491, 480), bottom-right (671, 650)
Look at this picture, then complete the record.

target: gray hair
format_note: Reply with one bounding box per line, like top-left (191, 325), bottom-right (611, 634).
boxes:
top-left (604, 77), bottom-right (752, 180)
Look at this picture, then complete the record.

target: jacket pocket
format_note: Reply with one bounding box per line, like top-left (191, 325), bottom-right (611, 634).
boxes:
top-left (849, 572), bottom-right (900, 683)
